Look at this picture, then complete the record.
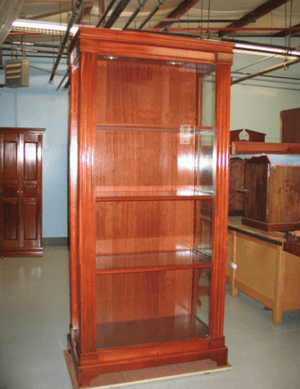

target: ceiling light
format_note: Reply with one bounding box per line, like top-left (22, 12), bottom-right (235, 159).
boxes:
top-left (235, 43), bottom-right (300, 58)
top-left (12, 19), bottom-right (79, 35)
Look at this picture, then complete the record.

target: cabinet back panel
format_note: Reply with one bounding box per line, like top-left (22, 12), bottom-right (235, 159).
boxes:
top-left (95, 129), bottom-right (195, 190)
top-left (268, 166), bottom-right (300, 224)
top-left (96, 270), bottom-right (193, 324)
top-left (96, 60), bottom-right (196, 126)
top-left (96, 200), bottom-right (194, 254)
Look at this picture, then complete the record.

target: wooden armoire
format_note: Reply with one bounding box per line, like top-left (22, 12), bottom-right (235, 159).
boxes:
top-left (68, 27), bottom-right (233, 386)
top-left (0, 127), bottom-right (43, 257)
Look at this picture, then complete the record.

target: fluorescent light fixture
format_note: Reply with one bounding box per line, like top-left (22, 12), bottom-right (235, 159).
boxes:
top-left (235, 42), bottom-right (300, 57)
top-left (12, 19), bottom-right (79, 35)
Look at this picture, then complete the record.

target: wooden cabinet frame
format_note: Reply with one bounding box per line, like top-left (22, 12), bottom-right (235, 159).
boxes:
top-left (68, 27), bottom-right (233, 387)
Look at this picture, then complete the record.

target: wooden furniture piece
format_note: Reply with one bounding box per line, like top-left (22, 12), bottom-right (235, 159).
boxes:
top-left (230, 129), bottom-right (265, 143)
top-left (226, 218), bottom-right (300, 324)
top-left (229, 157), bottom-right (245, 216)
top-left (231, 141), bottom-right (300, 155)
top-left (0, 127), bottom-right (43, 257)
top-left (284, 231), bottom-right (300, 257)
top-left (242, 155), bottom-right (300, 232)
top-left (68, 27), bottom-right (233, 387)
top-left (229, 130), bottom-right (265, 217)
top-left (281, 107), bottom-right (300, 143)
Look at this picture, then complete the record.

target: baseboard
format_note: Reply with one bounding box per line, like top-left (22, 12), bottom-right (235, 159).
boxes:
top-left (43, 237), bottom-right (69, 246)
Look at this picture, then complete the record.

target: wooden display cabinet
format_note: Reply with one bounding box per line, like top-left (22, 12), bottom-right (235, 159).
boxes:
top-left (68, 27), bottom-right (233, 386)
top-left (0, 127), bottom-right (43, 257)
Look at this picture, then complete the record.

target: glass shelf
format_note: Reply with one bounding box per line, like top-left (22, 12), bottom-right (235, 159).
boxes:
top-left (96, 314), bottom-right (209, 349)
top-left (95, 188), bottom-right (214, 201)
top-left (96, 250), bottom-right (212, 273)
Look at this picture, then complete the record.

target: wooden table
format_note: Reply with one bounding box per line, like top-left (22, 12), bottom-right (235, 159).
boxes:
top-left (226, 217), bottom-right (300, 323)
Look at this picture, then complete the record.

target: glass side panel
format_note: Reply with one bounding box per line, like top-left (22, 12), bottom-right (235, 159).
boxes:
top-left (196, 130), bottom-right (216, 194)
top-left (96, 268), bottom-right (210, 349)
top-left (201, 68), bottom-right (216, 127)
top-left (194, 199), bottom-right (213, 260)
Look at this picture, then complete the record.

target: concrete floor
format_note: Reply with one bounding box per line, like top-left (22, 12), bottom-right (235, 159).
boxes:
top-left (1, 246), bottom-right (300, 389)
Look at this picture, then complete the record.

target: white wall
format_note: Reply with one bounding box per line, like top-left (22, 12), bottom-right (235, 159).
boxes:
top-left (230, 37), bottom-right (300, 142)
top-left (0, 64), bottom-right (69, 238)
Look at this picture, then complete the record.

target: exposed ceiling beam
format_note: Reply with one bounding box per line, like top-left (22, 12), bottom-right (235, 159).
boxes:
top-left (219, 0), bottom-right (290, 38)
top-left (154, 0), bottom-right (200, 30)
top-left (272, 22), bottom-right (300, 37)
top-left (25, 4), bottom-right (73, 20)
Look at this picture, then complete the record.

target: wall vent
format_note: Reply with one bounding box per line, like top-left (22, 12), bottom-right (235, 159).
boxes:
top-left (5, 58), bottom-right (29, 88)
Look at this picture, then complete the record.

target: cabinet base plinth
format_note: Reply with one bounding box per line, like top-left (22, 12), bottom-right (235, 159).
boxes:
top-left (68, 336), bottom-right (228, 387)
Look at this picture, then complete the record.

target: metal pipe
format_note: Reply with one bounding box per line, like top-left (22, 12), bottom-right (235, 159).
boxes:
top-left (123, 0), bottom-right (149, 30)
top-left (104, 0), bottom-right (132, 29)
top-left (57, 71), bottom-right (69, 90)
top-left (30, 64), bottom-right (65, 76)
top-left (157, 18), bottom-right (256, 23)
top-left (96, 0), bottom-right (118, 27)
top-left (231, 57), bottom-right (300, 85)
top-left (139, 0), bottom-right (167, 30)
top-left (49, 0), bottom-right (83, 81)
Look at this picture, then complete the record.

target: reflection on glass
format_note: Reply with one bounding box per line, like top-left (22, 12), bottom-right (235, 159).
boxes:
top-left (194, 199), bottom-right (213, 259)
top-left (196, 130), bottom-right (216, 194)
top-left (194, 268), bottom-right (210, 327)
top-left (202, 73), bottom-right (215, 127)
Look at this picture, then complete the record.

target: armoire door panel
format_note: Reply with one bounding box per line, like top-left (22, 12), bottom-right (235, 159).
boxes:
top-left (24, 142), bottom-right (38, 180)
top-left (3, 184), bottom-right (18, 198)
top-left (3, 201), bottom-right (19, 242)
top-left (4, 140), bottom-right (18, 181)
top-left (23, 201), bottom-right (38, 241)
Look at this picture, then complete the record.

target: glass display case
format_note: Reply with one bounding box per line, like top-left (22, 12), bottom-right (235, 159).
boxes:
top-left (68, 27), bottom-right (233, 387)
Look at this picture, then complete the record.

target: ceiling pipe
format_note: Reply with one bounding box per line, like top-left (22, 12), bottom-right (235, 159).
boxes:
top-left (96, 0), bottom-right (118, 27)
top-left (104, 0), bottom-right (132, 29)
top-left (123, 0), bottom-right (149, 30)
top-left (49, 0), bottom-right (83, 82)
top-left (231, 57), bottom-right (300, 85)
top-left (158, 19), bottom-right (256, 23)
top-left (219, 0), bottom-right (289, 38)
top-left (139, 0), bottom-right (167, 30)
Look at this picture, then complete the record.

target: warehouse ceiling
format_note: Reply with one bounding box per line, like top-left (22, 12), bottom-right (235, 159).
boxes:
top-left (1, 0), bottom-right (300, 88)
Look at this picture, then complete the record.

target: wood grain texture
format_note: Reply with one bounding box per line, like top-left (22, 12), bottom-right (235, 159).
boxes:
top-left (77, 51), bottom-right (98, 354)
top-left (231, 141), bottom-right (300, 154)
top-left (69, 64), bottom-right (80, 341)
top-left (281, 107), bottom-right (300, 143)
top-left (227, 219), bottom-right (300, 323)
top-left (209, 63), bottom-right (231, 341)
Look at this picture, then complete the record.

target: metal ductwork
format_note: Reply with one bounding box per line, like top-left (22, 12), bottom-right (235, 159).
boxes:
top-left (0, 0), bottom-right (25, 46)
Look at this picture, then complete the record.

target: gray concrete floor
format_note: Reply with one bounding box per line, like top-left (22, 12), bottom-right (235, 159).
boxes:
top-left (0, 246), bottom-right (300, 389)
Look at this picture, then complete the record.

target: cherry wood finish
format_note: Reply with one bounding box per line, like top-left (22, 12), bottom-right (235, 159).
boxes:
top-left (228, 158), bottom-right (245, 216)
top-left (0, 127), bottom-right (43, 257)
top-left (242, 156), bottom-right (300, 232)
top-left (68, 27), bottom-right (233, 387)
top-left (230, 129), bottom-right (266, 143)
top-left (281, 107), bottom-right (300, 143)
top-left (231, 141), bottom-right (300, 155)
